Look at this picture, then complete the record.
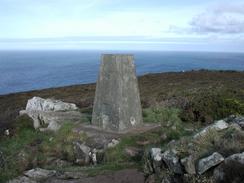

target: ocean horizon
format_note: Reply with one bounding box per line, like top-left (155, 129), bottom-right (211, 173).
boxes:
top-left (0, 50), bottom-right (244, 95)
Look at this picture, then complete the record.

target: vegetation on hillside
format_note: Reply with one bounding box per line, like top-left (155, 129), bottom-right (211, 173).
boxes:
top-left (0, 70), bottom-right (243, 182)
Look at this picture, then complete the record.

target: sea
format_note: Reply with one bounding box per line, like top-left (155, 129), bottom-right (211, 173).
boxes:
top-left (0, 50), bottom-right (244, 95)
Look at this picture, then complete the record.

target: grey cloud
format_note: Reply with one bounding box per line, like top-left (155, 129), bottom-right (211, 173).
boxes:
top-left (189, 3), bottom-right (244, 34)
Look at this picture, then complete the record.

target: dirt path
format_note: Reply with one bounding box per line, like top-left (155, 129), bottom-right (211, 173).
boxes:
top-left (44, 169), bottom-right (145, 183)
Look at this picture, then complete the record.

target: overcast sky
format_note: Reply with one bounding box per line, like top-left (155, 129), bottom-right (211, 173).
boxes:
top-left (0, 0), bottom-right (244, 52)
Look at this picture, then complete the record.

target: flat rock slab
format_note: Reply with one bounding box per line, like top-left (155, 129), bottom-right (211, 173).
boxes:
top-left (75, 123), bottom-right (160, 149)
top-left (197, 152), bottom-right (224, 175)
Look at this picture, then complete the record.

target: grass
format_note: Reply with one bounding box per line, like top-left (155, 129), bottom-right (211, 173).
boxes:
top-left (0, 117), bottom-right (86, 182)
top-left (0, 116), bottom-right (51, 182)
top-left (0, 71), bottom-right (244, 181)
top-left (143, 107), bottom-right (181, 124)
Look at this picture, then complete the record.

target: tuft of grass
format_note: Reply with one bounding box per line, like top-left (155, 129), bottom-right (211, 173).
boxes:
top-left (143, 107), bottom-right (181, 124)
top-left (0, 120), bottom-right (51, 182)
top-left (40, 123), bottom-right (87, 162)
top-left (0, 120), bottom-right (86, 182)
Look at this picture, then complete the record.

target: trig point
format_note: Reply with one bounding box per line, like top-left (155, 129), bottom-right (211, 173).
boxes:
top-left (92, 54), bottom-right (143, 132)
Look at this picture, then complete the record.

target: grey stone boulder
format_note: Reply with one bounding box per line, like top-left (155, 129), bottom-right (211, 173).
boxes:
top-left (197, 152), bottom-right (224, 175)
top-left (74, 142), bottom-right (91, 165)
top-left (194, 120), bottom-right (229, 138)
top-left (150, 148), bottom-right (162, 161)
top-left (213, 152), bottom-right (244, 183)
top-left (148, 148), bottom-right (163, 173)
top-left (226, 115), bottom-right (244, 129)
top-left (26, 97), bottom-right (78, 112)
top-left (162, 150), bottom-right (182, 174)
top-left (24, 168), bottom-right (56, 181)
top-left (180, 155), bottom-right (196, 175)
top-left (20, 97), bottom-right (82, 131)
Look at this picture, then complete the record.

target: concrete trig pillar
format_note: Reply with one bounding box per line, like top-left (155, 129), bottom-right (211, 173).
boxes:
top-left (92, 54), bottom-right (143, 132)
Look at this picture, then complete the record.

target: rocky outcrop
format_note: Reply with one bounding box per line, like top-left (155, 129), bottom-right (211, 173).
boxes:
top-left (225, 115), bottom-right (244, 129)
top-left (20, 97), bottom-right (83, 131)
top-left (213, 152), bottom-right (244, 183)
top-left (194, 120), bottom-right (229, 138)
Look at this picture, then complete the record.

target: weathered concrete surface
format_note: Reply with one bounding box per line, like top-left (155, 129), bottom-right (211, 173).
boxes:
top-left (92, 54), bottom-right (143, 132)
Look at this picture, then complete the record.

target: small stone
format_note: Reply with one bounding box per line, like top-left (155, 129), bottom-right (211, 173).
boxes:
top-left (74, 142), bottom-right (91, 165)
top-left (149, 148), bottom-right (163, 173)
top-left (197, 152), bottom-right (224, 175)
top-left (150, 148), bottom-right (162, 161)
top-left (4, 129), bottom-right (10, 136)
top-left (52, 159), bottom-right (72, 168)
top-left (107, 139), bottom-right (120, 148)
top-left (180, 155), bottom-right (196, 175)
top-left (162, 150), bottom-right (182, 174)
top-left (228, 115), bottom-right (244, 129)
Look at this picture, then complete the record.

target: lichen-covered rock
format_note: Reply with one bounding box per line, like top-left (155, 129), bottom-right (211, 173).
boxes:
top-left (213, 152), bottom-right (244, 183)
top-left (26, 97), bottom-right (78, 112)
top-left (20, 97), bottom-right (82, 131)
top-left (150, 148), bottom-right (162, 161)
top-left (181, 155), bottom-right (196, 175)
top-left (149, 148), bottom-right (163, 173)
top-left (162, 150), bottom-right (182, 174)
top-left (194, 120), bottom-right (229, 138)
top-left (74, 142), bottom-right (91, 165)
top-left (197, 152), bottom-right (224, 175)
